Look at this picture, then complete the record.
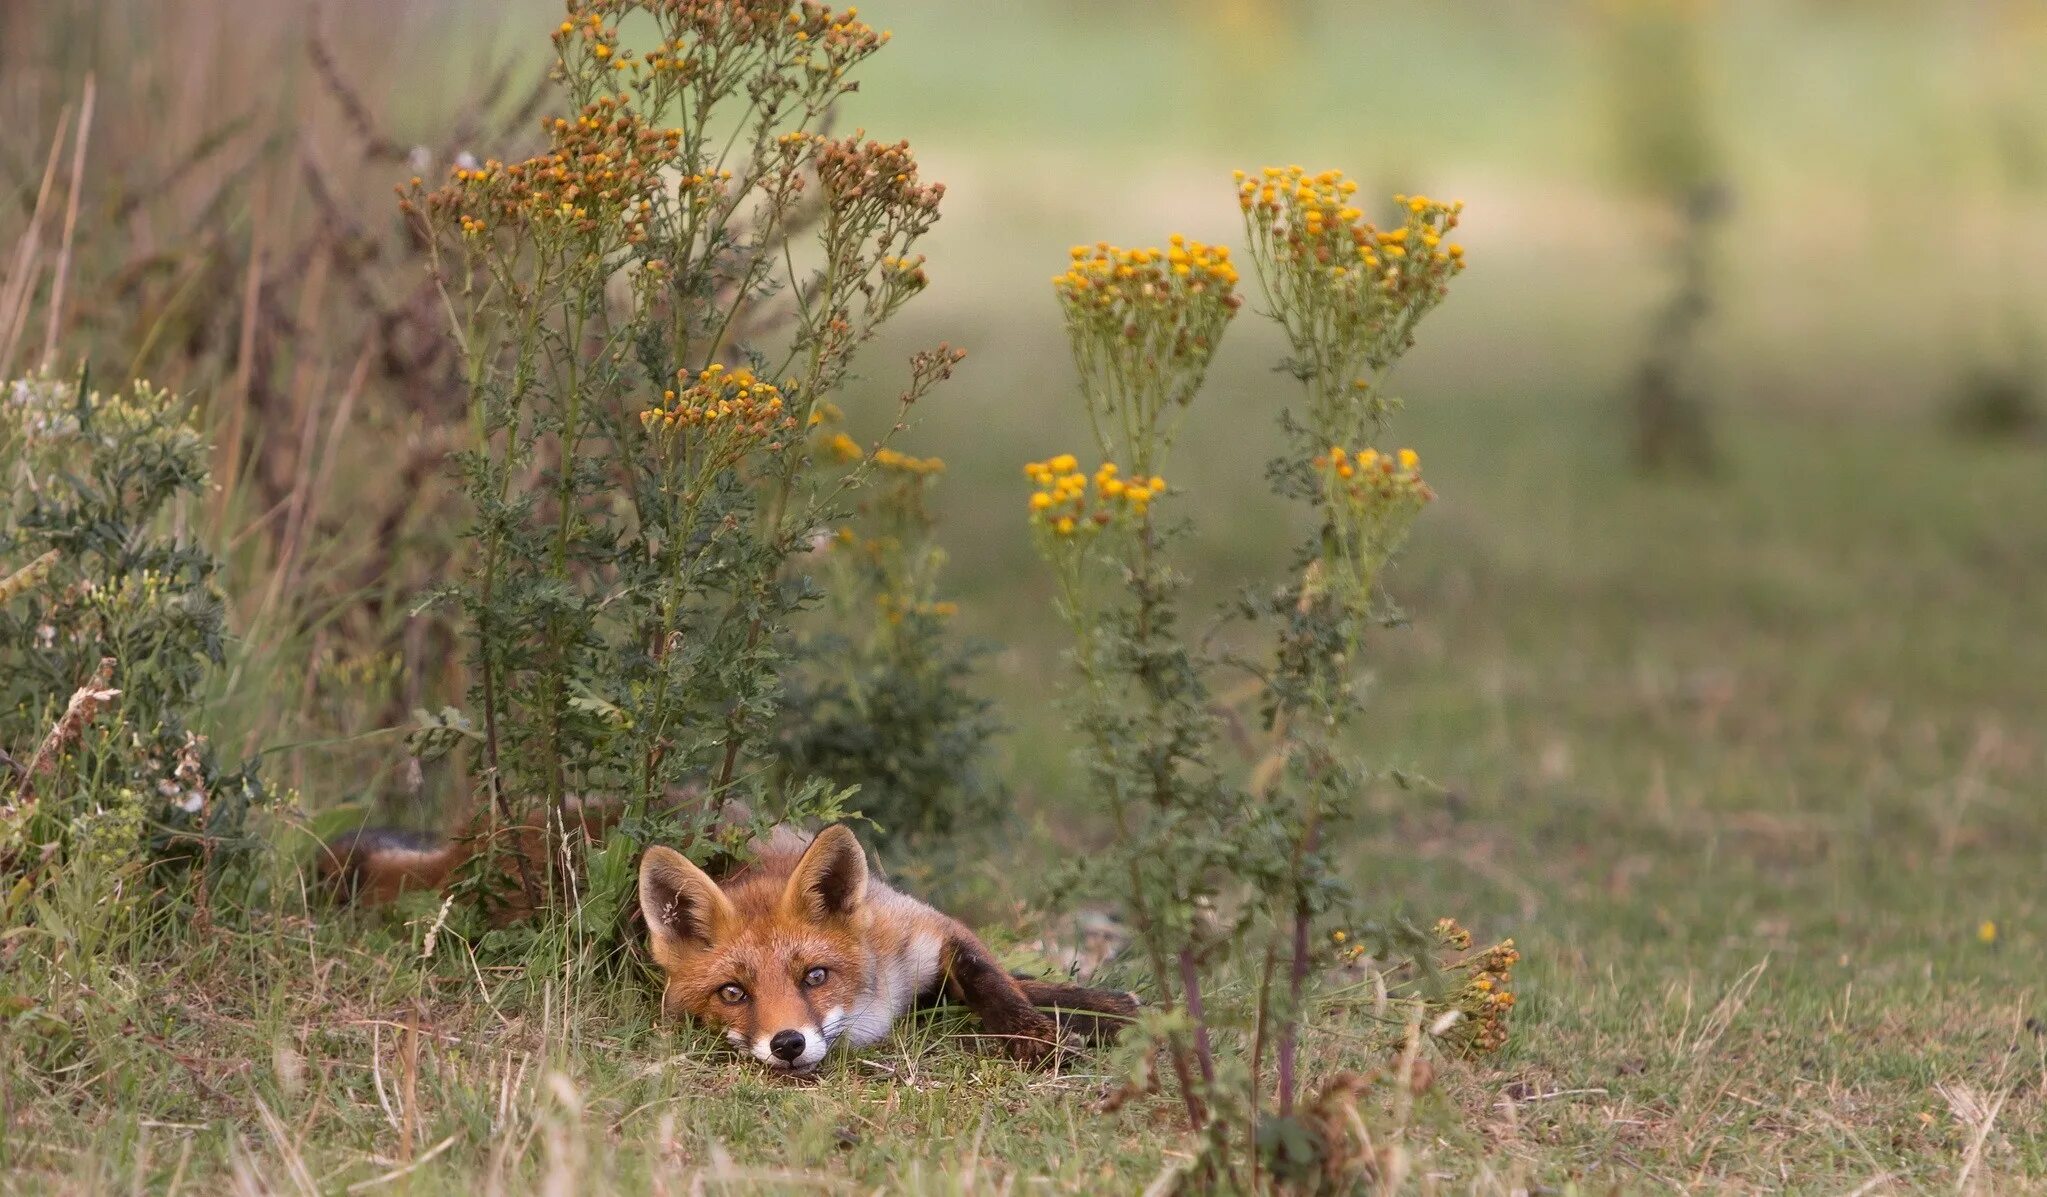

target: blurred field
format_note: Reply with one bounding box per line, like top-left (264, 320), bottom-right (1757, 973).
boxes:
top-left (4, 0), bottom-right (2045, 1190)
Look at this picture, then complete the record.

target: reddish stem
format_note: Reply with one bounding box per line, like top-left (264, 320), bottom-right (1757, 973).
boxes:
top-left (1177, 947), bottom-right (1217, 1089)
top-left (1276, 821), bottom-right (1321, 1117)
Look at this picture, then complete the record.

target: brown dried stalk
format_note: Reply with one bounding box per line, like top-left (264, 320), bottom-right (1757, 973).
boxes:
top-left (0, 657), bottom-right (121, 825)
top-left (306, 17), bottom-right (407, 163)
top-left (0, 549), bottom-right (60, 606)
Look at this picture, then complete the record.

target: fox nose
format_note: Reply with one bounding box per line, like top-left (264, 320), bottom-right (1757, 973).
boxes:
top-left (769, 1030), bottom-right (807, 1062)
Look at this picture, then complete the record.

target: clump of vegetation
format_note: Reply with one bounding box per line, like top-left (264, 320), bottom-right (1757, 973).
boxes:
top-left (402, 0), bottom-right (972, 936)
top-left (1949, 5), bottom-right (2047, 441)
top-left (0, 372), bottom-right (271, 921)
top-left (1948, 353), bottom-right (2043, 440)
top-left (1024, 170), bottom-right (1519, 1189)
top-left (779, 420), bottom-right (1005, 842)
top-left (1603, 0), bottom-right (1726, 475)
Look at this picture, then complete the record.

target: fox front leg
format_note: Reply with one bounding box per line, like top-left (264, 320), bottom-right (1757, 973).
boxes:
top-left (939, 930), bottom-right (1070, 1064)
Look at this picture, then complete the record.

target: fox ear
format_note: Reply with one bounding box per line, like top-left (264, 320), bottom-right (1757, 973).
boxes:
top-left (782, 825), bottom-right (867, 922)
top-left (639, 846), bottom-right (734, 954)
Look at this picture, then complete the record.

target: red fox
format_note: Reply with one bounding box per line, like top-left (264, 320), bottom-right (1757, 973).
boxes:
top-left (319, 816), bottom-right (1138, 1070)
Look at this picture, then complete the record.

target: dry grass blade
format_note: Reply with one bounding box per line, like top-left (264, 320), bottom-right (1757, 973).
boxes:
top-left (1944, 1017), bottom-right (2022, 1195)
top-left (251, 1096), bottom-right (320, 1197)
top-left (288, 337), bottom-right (373, 598)
top-left (39, 72), bottom-right (94, 372)
top-left (344, 1134), bottom-right (458, 1193)
top-left (1687, 956), bottom-right (1768, 1057)
top-left (0, 105), bottom-right (72, 377)
top-left (215, 199), bottom-right (269, 525)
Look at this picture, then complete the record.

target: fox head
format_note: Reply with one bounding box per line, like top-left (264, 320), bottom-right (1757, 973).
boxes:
top-left (638, 825), bottom-right (870, 1073)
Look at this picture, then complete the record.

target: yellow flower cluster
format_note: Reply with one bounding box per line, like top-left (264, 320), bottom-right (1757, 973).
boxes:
top-left (1237, 167), bottom-right (1465, 289)
top-left (65, 784), bottom-right (149, 878)
top-left (815, 134), bottom-right (945, 221)
top-left (1316, 444), bottom-right (1434, 508)
top-left (409, 97), bottom-right (680, 245)
top-left (1454, 938), bottom-right (1520, 1054)
top-left (552, 2), bottom-right (888, 85)
top-left (1311, 444), bottom-right (1433, 610)
top-left (872, 447), bottom-right (944, 476)
top-left (880, 254), bottom-right (929, 290)
top-left (554, 10), bottom-right (626, 72)
top-left (640, 364), bottom-right (794, 442)
top-left (1050, 236), bottom-right (1241, 473)
top-left (81, 568), bottom-right (179, 618)
top-left (877, 595), bottom-right (960, 625)
top-left (1053, 235), bottom-right (1240, 303)
top-left (1432, 917), bottom-right (1474, 952)
top-left (1023, 456), bottom-right (1166, 537)
top-left (1237, 168), bottom-right (1469, 442)
top-left (1420, 919), bottom-right (1520, 1055)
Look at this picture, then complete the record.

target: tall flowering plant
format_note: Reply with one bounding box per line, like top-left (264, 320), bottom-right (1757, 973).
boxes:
top-left (1031, 237), bottom-right (1240, 1143)
top-left (402, 0), bottom-right (960, 935)
top-left (1027, 172), bottom-right (1516, 1191)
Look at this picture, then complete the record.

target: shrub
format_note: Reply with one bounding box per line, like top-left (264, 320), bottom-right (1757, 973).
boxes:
top-left (0, 372), bottom-right (270, 920)
top-left (1026, 173), bottom-right (1518, 1189)
top-left (401, 0), bottom-right (969, 935)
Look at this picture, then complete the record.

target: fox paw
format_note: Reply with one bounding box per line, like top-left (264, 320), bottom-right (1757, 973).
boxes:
top-left (1003, 1018), bottom-right (1083, 1067)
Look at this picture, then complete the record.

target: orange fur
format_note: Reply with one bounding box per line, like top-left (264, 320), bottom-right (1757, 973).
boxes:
top-left (320, 817), bottom-right (1139, 1071)
top-left (641, 825), bottom-right (1136, 1071)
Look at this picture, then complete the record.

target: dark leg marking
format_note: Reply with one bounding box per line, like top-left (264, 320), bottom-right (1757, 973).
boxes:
top-left (942, 932), bottom-right (1065, 1063)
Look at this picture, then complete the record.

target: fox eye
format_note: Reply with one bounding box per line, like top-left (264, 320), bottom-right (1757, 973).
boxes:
top-left (802, 966), bottom-right (829, 988)
top-left (716, 984), bottom-right (747, 1006)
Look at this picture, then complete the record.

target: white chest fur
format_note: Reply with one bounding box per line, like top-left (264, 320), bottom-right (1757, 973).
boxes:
top-left (827, 929), bottom-right (943, 1049)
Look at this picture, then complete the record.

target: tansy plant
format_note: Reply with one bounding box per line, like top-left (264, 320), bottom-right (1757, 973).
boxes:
top-left (402, 0), bottom-right (963, 940)
top-left (1027, 170), bottom-right (1518, 1191)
